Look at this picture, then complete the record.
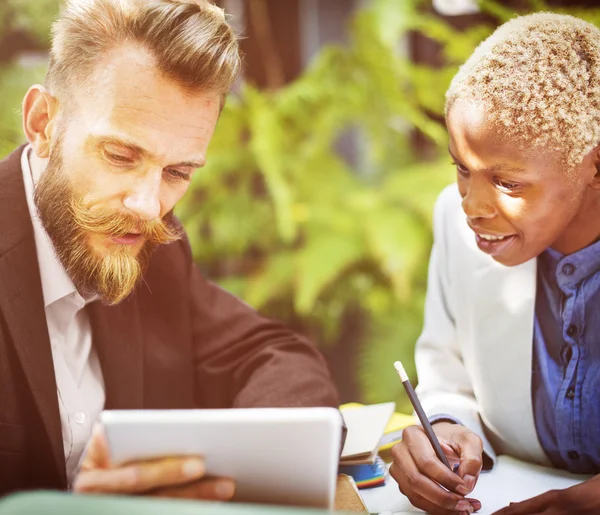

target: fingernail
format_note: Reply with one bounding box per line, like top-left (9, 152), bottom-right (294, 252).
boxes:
top-left (182, 459), bottom-right (204, 478)
top-left (456, 484), bottom-right (470, 495)
top-left (125, 466), bottom-right (139, 487)
top-left (456, 500), bottom-right (471, 511)
top-left (464, 474), bottom-right (476, 491)
top-left (216, 480), bottom-right (235, 499)
top-left (469, 498), bottom-right (482, 510)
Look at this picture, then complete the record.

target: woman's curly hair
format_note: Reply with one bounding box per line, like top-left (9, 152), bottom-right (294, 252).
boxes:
top-left (446, 13), bottom-right (600, 169)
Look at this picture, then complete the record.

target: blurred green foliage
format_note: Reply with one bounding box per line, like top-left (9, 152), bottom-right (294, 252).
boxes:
top-left (1, 0), bottom-right (599, 411)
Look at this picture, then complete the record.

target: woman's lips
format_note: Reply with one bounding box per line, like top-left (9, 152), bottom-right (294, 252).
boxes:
top-left (475, 233), bottom-right (517, 256)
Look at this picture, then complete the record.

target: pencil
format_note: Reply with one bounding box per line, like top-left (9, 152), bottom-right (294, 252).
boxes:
top-left (393, 361), bottom-right (452, 470)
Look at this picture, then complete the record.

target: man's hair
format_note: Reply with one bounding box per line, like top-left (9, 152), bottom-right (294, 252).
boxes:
top-left (446, 13), bottom-right (600, 168)
top-left (46, 0), bottom-right (241, 99)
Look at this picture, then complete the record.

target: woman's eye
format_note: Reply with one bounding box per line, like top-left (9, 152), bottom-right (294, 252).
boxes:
top-left (495, 178), bottom-right (520, 191)
top-left (452, 161), bottom-right (470, 178)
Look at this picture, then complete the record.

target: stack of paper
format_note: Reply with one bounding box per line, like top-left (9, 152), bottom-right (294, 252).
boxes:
top-left (378, 411), bottom-right (416, 454)
top-left (340, 402), bottom-right (396, 465)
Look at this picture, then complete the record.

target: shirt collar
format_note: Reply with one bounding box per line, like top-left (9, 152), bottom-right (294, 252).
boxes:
top-left (21, 145), bottom-right (86, 309)
top-left (542, 238), bottom-right (600, 291)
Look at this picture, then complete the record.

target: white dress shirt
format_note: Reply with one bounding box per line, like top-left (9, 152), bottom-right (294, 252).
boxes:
top-left (21, 146), bottom-right (106, 487)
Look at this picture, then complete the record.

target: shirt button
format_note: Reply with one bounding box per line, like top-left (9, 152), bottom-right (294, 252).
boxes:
top-left (561, 345), bottom-right (573, 364)
top-left (566, 387), bottom-right (575, 400)
top-left (566, 324), bottom-right (578, 338)
top-left (562, 263), bottom-right (575, 276)
top-left (568, 450), bottom-right (580, 460)
top-left (74, 412), bottom-right (86, 425)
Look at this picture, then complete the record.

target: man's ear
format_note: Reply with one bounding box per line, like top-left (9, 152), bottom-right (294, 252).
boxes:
top-left (22, 85), bottom-right (60, 159)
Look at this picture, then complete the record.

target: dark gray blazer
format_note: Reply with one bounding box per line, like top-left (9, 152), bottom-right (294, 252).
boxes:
top-left (0, 146), bottom-right (339, 495)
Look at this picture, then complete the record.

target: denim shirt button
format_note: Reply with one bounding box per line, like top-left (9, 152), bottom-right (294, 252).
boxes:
top-left (568, 450), bottom-right (580, 460)
top-left (562, 263), bottom-right (575, 276)
top-left (566, 324), bottom-right (578, 338)
top-left (561, 345), bottom-right (573, 365)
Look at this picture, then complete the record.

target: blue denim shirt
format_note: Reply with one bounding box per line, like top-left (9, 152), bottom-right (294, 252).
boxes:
top-left (533, 238), bottom-right (600, 474)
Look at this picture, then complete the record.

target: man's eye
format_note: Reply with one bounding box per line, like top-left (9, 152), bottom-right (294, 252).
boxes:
top-left (165, 168), bottom-right (191, 182)
top-left (106, 151), bottom-right (132, 165)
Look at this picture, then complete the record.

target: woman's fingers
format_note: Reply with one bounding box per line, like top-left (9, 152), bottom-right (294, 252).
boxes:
top-left (399, 489), bottom-right (475, 515)
top-left (391, 431), bottom-right (469, 511)
top-left (390, 423), bottom-right (484, 514)
top-left (403, 426), bottom-right (472, 493)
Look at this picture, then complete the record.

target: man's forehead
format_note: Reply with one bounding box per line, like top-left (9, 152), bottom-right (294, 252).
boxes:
top-left (110, 96), bottom-right (217, 141)
top-left (72, 43), bottom-right (221, 162)
top-left (81, 43), bottom-right (219, 122)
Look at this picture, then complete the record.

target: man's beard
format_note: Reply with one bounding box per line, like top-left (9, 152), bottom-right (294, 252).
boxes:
top-left (33, 143), bottom-right (182, 305)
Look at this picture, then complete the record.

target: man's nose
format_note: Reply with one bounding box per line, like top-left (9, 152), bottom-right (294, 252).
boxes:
top-left (461, 184), bottom-right (496, 221)
top-left (123, 171), bottom-right (162, 221)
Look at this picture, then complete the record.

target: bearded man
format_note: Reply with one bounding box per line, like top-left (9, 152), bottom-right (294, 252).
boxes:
top-left (0, 0), bottom-right (339, 498)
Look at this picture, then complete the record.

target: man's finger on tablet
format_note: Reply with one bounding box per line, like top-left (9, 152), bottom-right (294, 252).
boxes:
top-left (151, 477), bottom-right (236, 501)
top-left (80, 424), bottom-right (110, 471)
top-left (74, 456), bottom-right (206, 494)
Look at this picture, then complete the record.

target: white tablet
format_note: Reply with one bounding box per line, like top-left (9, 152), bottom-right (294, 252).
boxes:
top-left (101, 407), bottom-right (343, 509)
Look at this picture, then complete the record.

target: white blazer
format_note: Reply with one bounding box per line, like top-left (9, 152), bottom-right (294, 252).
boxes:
top-left (415, 184), bottom-right (551, 467)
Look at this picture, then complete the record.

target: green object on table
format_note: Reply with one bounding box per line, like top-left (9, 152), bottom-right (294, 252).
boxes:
top-left (0, 492), bottom-right (335, 515)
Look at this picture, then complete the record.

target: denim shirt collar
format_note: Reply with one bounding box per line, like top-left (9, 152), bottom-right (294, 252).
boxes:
top-left (540, 238), bottom-right (600, 293)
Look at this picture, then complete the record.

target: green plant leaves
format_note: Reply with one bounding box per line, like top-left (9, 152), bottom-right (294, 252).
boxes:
top-left (6, 0), bottom-right (59, 46)
top-left (295, 232), bottom-right (365, 315)
top-left (245, 86), bottom-right (297, 243)
top-left (0, 63), bottom-right (47, 158)
top-left (382, 159), bottom-right (456, 223)
top-left (246, 251), bottom-right (295, 309)
top-left (357, 301), bottom-right (423, 411)
top-left (365, 210), bottom-right (428, 301)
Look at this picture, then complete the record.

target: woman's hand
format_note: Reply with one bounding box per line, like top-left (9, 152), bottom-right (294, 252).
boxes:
top-left (390, 422), bottom-right (483, 515)
top-left (492, 475), bottom-right (600, 515)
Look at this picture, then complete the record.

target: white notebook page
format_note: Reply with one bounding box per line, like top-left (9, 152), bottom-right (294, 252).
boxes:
top-left (360, 455), bottom-right (591, 515)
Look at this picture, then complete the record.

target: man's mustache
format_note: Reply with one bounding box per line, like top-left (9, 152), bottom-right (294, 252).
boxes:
top-left (70, 201), bottom-right (182, 245)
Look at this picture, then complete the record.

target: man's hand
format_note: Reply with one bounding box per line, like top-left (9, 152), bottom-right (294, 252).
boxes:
top-left (491, 475), bottom-right (600, 515)
top-left (73, 425), bottom-right (236, 500)
top-left (390, 422), bottom-right (483, 515)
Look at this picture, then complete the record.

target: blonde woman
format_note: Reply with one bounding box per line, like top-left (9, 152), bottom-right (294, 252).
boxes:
top-left (391, 13), bottom-right (600, 515)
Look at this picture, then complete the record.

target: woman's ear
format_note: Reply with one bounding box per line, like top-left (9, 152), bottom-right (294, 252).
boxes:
top-left (22, 86), bottom-right (60, 159)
